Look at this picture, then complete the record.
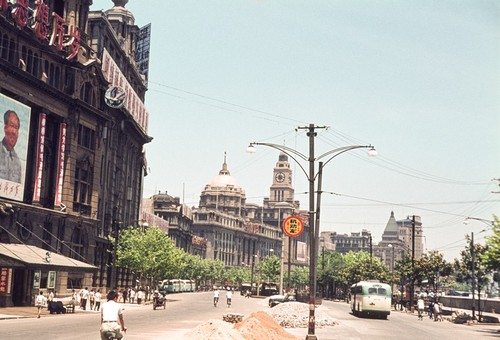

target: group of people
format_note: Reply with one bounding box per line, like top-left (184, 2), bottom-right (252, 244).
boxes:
top-left (213, 287), bottom-right (233, 307)
top-left (71, 288), bottom-right (103, 311)
top-left (417, 296), bottom-right (443, 321)
top-left (119, 287), bottom-right (150, 304)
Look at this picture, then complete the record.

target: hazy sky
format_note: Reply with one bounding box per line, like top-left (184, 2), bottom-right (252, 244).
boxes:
top-left (91, 1), bottom-right (499, 261)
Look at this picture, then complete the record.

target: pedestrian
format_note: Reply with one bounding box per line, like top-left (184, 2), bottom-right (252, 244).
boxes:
top-left (122, 287), bottom-right (128, 303)
top-left (434, 302), bottom-right (443, 321)
top-left (428, 300), bottom-right (434, 320)
top-left (90, 289), bottom-right (96, 310)
top-left (213, 288), bottom-right (219, 307)
top-left (48, 290), bottom-right (54, 302)
top-left (100, 290), bottom-right (127, 340)
top-left (94, 289), bottom-right (102, 311)
top-left (417, 296), bottom-right (425, 320)
top-left (129, 288), bottom-right (135, 304)
top-left (35, 290), bottom-right (47, 318)
top-left (137, 289), bottom-right (144, 304)
top-left (81, 287), bottom-right (89, 310)
top-left (226, 288), bottom-right (232, 307)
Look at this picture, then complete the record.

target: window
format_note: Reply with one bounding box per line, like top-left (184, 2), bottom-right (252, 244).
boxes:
top-left (77, 124), bottom-right (95, 150)
top-left (73, 157), bottom-right (93, 216)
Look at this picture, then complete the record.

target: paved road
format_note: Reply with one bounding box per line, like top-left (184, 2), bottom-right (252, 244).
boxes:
top-left (289, 300), bottom-right (500, 340)
top-left (0, 292), bottom-right (498, 339)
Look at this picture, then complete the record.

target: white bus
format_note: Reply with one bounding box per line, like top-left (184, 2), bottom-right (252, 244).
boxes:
top-left (350, 281), bottom-right (392, 319)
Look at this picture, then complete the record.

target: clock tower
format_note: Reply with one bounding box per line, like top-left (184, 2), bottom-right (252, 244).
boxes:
top-left (270, 153), bottom-right (295, 203)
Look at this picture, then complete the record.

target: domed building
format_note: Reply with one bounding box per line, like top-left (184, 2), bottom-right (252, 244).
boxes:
top-left (192, 155), bottom-right (282, 268)
top-left (198, 153), bottom-right (246, 216)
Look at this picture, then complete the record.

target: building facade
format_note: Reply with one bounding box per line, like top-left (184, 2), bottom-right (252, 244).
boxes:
top-left (0, 0), bottom-right (151, 307)
top-left (374, 211), bottom-right (424, 272)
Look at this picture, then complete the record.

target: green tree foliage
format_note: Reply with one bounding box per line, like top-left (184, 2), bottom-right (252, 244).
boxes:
top-left (291, 266), bottom-right (309, 288)
top-left (481, 216), bottom-right (500, 271)
top-left (260, 255), bottom-right (280, 283)
top-left (115, 226), bottom-right (178, 285)
top-left (415, 251), bottom-right (453, 291)
top-left (341, 251), bottom-right (390, 286)
top-left (454, 240), bottom-right (490, 295)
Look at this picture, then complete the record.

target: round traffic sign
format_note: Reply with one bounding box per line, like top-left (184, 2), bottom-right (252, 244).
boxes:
top-left (282, 216), bottom-right (304, 238)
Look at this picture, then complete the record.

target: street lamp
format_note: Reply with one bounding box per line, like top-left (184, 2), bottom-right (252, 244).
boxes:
top-left (250, 254), bottom-right (257, 296)
top-left (463, 217), bottom-right (493, 321)
top-left (247, 123), bottom-right (376, 339)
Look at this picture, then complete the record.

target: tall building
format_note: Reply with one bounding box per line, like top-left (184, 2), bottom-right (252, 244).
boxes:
top-left (374, 211), bottom-right (424, 272)
top-left (0, 0), bottom-right (151, 307)
top-left (191, 155), bottom-right (281, 267)
top-left (322, 230), bottom-right (372, 255)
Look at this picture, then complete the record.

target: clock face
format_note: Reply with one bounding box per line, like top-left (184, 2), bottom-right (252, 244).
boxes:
top-left (275, 172), bottom-right (285, 183)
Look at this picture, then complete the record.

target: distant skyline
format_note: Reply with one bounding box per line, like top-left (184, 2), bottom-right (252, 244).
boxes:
top-left (91, 0), bottom-right (499, 261)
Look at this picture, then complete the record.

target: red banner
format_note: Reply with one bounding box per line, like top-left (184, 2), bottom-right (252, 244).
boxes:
top-left (32, 113), bottom-right (46, 202)
top-left (54, 123), bottom-right (66, 207)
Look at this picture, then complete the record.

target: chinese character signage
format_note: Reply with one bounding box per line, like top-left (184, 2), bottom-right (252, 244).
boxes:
top-left (54, 123), bottom-right (66, 207)
top-left (32, 113), bottom-right (46, 203)
top-left (0, 93), bottom-right (31, 201)
top-left (0, 268), bottom-right (12, 295)
top-left (102, 49), bottom-right (149, 134)
top-left (282, 216), bottom-right (304, 238)
top-left (0, 0), bottom-right (80, 60)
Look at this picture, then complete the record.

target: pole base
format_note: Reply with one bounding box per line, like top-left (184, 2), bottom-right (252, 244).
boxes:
top-left (305, 335), bottom-right (318, 340)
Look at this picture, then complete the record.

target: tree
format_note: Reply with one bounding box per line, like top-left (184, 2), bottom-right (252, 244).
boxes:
top-left (115, 226), bottom-right (178, 286)
top-left (318, 250), bottom-right (345, 299)
top-left (341, 251), bottom-right (390, 287)
top-left (260, 255), bottom-right (280, 283)
top-left (454, 238), bottom-right (491, 319)
top-left (481, 215), bottom-right (500, 271)
top-left (290, 266), bottom-right (309, 289)
top-left (415, 251), bottom-right (453, 292)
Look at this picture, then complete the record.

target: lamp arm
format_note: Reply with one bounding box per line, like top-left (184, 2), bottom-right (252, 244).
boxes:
top-left (250, 142), bottom-right (310, 179)
top-left (314, 145), bottom-right (372, 180)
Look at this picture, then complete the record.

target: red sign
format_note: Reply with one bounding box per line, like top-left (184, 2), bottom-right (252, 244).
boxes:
top-left (1, 0), bottom-right (80, 60)
top-left (54, 123), bottom-right (66, 207)
top-left (0, 268), bottom-right (11, 295)
top-left (32, 113), bottom-right (46, 202)
top-left (282, 216), bottom-right (304, 238)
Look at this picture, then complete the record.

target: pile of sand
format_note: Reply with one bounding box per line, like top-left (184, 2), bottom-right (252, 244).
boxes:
top-left (183, 311), bottom-right (298, 339)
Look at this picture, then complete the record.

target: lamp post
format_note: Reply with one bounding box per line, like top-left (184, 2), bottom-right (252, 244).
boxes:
top-left (463, 217), bottom-right (492, 322)
top-left (388, 244), bottom-right (395, 296)
top-left (250, 254), bottom-right (257, 297)
top-left (247, 123), bottom-right (376, 339)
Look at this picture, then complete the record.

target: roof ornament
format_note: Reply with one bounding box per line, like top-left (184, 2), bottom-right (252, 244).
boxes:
top-left (113, 0), bottom-right (128, 7)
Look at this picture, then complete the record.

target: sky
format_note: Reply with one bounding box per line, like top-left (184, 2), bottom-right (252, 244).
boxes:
top-left (91, 0), bottom-right (500, 261)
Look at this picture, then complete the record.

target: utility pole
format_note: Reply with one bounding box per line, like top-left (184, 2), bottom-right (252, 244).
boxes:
top-left (306, 123), bottom-right (317, 340)
top-left (410, 215), bottom-right (415, 313)
top-left (471, 232), bottom-right (476, 320)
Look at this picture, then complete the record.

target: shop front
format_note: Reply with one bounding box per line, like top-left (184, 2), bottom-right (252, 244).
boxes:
top-left (0, 243), bottom-right (96, 307)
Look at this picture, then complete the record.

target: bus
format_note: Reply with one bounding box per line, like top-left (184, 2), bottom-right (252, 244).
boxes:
top-left (350, 281), bottom-right (392, 319)
top-left (158, 279), bottom-right (195, 294)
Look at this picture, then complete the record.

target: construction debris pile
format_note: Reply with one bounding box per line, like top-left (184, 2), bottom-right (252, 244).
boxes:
top-left (183, 301), bottom-right (337, 340)
top-left (265, 301), bottom-right (338, 328)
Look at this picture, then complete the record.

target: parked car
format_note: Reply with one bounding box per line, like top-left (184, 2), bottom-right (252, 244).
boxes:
top-left (268, 293), bottom-right (296, 308)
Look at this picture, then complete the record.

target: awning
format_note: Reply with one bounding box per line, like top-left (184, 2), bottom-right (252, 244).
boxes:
top-left (0, 243), bottom-right (97, 272)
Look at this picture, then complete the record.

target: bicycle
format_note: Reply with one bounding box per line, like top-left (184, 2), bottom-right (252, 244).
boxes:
top-left (102, 326), bottom-right (126, 339)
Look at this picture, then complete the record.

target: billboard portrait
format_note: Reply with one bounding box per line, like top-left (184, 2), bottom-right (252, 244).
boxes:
top-left (0, 93), bottom-right (31, 201)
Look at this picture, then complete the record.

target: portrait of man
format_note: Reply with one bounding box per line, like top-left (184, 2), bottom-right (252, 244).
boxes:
top-left (0, 93), bottom-right (31, 201)
top-left (0, 110), bottom-right (22, 183)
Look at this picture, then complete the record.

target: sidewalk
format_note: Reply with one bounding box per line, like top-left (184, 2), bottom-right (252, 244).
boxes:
top-left (391, 305), bottom-right (500, 324)
top-left (0, 302), bottom-right (146, 320)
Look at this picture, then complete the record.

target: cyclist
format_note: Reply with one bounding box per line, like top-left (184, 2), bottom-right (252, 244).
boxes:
top-left (213, 288), bottom-right (220, 307)
top-left (100, 290), bottom-right (127, 339)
